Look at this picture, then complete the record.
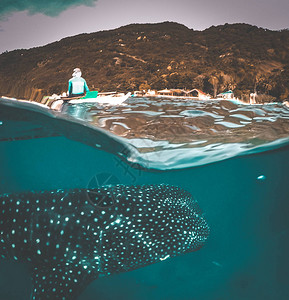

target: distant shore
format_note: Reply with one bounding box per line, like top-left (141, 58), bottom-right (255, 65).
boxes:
top-left (1, 23), bottom-right (288, 103)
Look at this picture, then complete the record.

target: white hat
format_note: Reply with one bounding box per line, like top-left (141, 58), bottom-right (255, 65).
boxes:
top-left (72, 68), bottom-right (82, 77)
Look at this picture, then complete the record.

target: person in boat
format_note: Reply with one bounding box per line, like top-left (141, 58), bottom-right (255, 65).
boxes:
top-left (68, 68), bottom-right (89, 97)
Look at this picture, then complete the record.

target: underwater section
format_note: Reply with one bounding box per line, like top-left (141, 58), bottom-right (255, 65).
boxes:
top-left (0, 97), bottom-right (289, 299)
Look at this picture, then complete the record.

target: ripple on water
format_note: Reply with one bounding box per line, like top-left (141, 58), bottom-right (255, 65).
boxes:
top-left (230, 114), bottom-right (252, 121)
top-left (214, 121), bottom-right (245, 128)
top-left (180, 110), bottom-right (222, 119)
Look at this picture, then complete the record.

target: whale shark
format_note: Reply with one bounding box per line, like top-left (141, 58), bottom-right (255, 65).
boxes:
top-left (0, 184), bottom-right (209, 299)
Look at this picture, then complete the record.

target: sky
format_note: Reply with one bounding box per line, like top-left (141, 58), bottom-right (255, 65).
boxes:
top-left (0, 0), bottom-right (289, 54)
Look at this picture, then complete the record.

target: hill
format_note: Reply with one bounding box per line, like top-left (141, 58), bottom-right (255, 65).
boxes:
top-left (0, 22), bottom-right (289, 102)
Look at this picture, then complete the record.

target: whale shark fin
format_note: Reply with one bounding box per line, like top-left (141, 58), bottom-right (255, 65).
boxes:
top-left (30, 264), bottom-right (96, 300)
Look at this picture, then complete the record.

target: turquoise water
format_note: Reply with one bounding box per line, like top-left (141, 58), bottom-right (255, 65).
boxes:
top-left (0, 98), bottom-right (289, 299)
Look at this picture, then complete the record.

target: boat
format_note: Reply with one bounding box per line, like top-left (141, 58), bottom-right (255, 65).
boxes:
top-left (68, 92), bottom-right (131, 105)
top-left (48, 91), bottom-right (131, 110)
top-left (1, 92), bottom-right (131, 112)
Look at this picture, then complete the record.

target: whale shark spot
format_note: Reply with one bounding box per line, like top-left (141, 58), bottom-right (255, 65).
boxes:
top-left (86, 188), bottom-right (117, 208)
top-left (0, 184), bottom-right (209, 299)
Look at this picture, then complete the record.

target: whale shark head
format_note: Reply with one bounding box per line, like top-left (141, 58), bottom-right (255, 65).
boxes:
top-left (0, 184), bottom-right (209, 300)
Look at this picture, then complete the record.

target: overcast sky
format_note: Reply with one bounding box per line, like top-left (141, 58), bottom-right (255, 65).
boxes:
top-left (0, 0), bottom-right (289, 54)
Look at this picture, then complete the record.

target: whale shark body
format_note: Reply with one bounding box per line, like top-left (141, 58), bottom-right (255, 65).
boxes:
top-left (0, 184), bottom-right (209, 299)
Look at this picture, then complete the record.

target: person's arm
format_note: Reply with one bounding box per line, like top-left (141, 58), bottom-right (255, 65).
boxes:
top-left (84, 80), bottom-right (89, 92)
top-left (68, 80), bottom-right (72, 95)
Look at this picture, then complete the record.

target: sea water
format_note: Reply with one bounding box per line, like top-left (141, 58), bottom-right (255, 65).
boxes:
top-left (0, 97), bottom-right (289, 300)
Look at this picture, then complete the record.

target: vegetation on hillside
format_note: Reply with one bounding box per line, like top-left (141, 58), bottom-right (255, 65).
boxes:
top-left (0, 22), bottom-right (288, 102)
